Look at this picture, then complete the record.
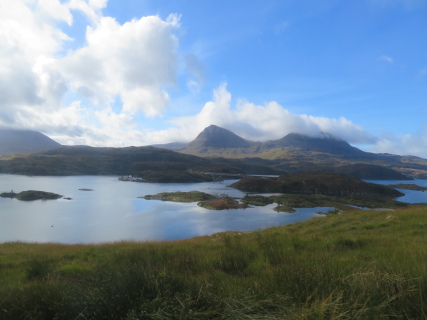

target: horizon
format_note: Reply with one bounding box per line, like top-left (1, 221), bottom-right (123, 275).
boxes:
top-left (1, 1), bottom-right (426, 157)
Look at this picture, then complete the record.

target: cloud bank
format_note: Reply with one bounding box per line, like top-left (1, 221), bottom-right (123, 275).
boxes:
top-left (163, 83), bottom-right (377, 145)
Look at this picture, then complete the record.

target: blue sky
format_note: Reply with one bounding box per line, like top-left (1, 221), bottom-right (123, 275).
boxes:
top-left (1, 0), bottom-right (426, 157)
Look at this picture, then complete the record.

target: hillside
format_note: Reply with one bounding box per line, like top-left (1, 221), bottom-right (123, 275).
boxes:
top-left (0, 128), bottom-right (61, 156)
top-left (231, 172), bottom-right (404, 197)
top-left (0, 146), bottom-right (283, 177)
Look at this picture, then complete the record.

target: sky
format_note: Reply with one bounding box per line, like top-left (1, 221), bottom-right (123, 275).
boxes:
top-left (0, 0), bottom-right (427, 157)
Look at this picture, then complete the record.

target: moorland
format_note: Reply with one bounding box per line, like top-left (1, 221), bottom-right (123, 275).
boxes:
top-left (1, 205), bottom-right (426, 319)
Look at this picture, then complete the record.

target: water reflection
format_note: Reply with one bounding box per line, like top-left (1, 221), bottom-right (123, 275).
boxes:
top-left (1, 174), bottom-right (331, 244)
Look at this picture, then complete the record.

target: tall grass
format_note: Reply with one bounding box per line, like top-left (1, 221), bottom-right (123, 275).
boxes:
top-left (0, 206), bottom-right (426, 319)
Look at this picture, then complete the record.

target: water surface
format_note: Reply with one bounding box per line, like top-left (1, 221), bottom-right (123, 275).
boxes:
top-left (0, 175), bottom-right (331, 244)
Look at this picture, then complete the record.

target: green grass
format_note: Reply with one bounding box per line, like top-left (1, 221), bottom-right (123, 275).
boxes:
top-left (141, 191), bottom-right (216, 202)
top-left (0, 205), bottom-right (426, 319)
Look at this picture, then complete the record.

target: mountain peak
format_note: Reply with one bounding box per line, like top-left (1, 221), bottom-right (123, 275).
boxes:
top-left (269, 132), bottom-right (365, 156)
top-left (0, 128), bottom-right (61, 156)
top-left (188, 125), bottom-right (252, 149)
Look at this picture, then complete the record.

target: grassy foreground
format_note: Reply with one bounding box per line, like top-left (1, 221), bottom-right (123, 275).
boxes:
top-left (1, 206), bottom-right (426, 319)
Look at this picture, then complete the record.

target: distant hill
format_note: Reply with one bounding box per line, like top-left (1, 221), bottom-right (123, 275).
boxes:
top-left (187, 125), bottom-right (254, 149)
top-left (0, 145), bottom-right (282, 176)
top-left (154, 125), bottom-right (427, 179)
top-left (0, 129), bottom-right (61, 156)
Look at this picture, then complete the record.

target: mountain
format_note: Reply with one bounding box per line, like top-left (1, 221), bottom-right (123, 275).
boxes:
top-left (262, 133), bottom-right (369, 158)
top-left (187, 125), bottom-right (254, 149)
top-left (166, 125), bottom-right (370, 158)
top-left (158, 125), bottom-right (427, 179)
top-left (0, 129), bottom-right (61, 156)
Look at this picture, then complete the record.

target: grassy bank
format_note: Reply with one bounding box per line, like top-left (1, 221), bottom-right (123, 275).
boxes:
top-left (1, 206), bottom-right (426, 319)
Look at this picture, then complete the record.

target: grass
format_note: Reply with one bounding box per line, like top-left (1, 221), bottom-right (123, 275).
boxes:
top-left (0, 205), bottom-right (426, 319)
top-left (198, 197), bottom-right (249, 210)
top-left (141, 191), bottom-right (216, 202)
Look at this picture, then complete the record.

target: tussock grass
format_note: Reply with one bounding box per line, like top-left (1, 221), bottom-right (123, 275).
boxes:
top-left (0, 206), bottom-right (426, 319)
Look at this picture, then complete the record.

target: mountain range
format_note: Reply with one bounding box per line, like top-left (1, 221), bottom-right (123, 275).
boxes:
top-left (170, 125), bottom-right (368, 157)
top-left (1, 125), bottom-right (427, 179)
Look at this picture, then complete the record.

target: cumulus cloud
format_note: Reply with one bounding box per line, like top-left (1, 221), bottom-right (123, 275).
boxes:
top-left (161, 83), bottom-right (377, 145)
top-left (0, 0), bottom-right (181, 145)
top-left (60, 14), bottom-right (180, 114)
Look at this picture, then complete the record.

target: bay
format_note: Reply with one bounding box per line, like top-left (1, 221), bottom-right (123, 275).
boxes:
top-left (0, 175), bottom-right (331, 244)
top-left (365, 179), bottom-right (427, 204)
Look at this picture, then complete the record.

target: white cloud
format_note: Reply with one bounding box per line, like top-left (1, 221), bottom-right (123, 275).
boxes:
top-left (378, 55), bottom-right (394, 64)
top-left (368, 133), bottom-right (427, 158)
top-left (67, 0), bottom-right (107, 24)
top-left (0, 1), bottom-right (182, 144)
top-left (184, 54), bottom-right (206, 93)
top-left (60, 14), bottom-right (180, 113)
top-left (0, 0), bottom-right (71, 114)
top-left (160, 83), bottom-right (377, 145)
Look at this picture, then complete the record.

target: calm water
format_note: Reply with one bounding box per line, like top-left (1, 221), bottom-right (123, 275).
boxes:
top-left (365, 179), bottom-right (427, 204)
top-left (0, 175), bottom-right (332, 244)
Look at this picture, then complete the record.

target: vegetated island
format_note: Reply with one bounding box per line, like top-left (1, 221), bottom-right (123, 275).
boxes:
top-left (141, 191), bottom-right (249, 210)
top-left (140, 172), bottom-right (408, 212)
top-left (197, 198), bottom-right (249, 210)
top-left (141, 191), bottom-right (215, 202)
top-left (387, 183), bottom-right (427, 191)
top-left (0, 190), bottom-right (62, 201)
top-left (230, 172), bottom-right (406, 212)
top-left (230, 172), bottom-right (404, 197)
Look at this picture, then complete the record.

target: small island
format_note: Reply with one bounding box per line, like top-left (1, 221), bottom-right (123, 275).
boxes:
top-left (138, 173), bottom-right (409, 212)
top-left (141, 191), bottom-right (216, 202)
top-left (1, 190), bottom-right (62, 201)
top-left (141, 191), bottom-right (248, 210)
top-left (387, 184), bottom-right (427, 191)
top-left (197, 198), bottom-right (249, 210)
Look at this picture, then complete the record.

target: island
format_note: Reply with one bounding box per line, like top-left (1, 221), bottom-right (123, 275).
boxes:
top-left (387, 184), bottom-right (427, 191)
top-left (141, 191), bottom-right (215, 202)
top-left (230, 172), bottom-right (404, 197)
top-left (138, 172), bottom-right (409, 212)
top-left (197, 198), bottom-right (248, 210)
top-left (0, 190), bottom-right (62, 201)
top-left (141, 191), bottom-right (249, 210)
